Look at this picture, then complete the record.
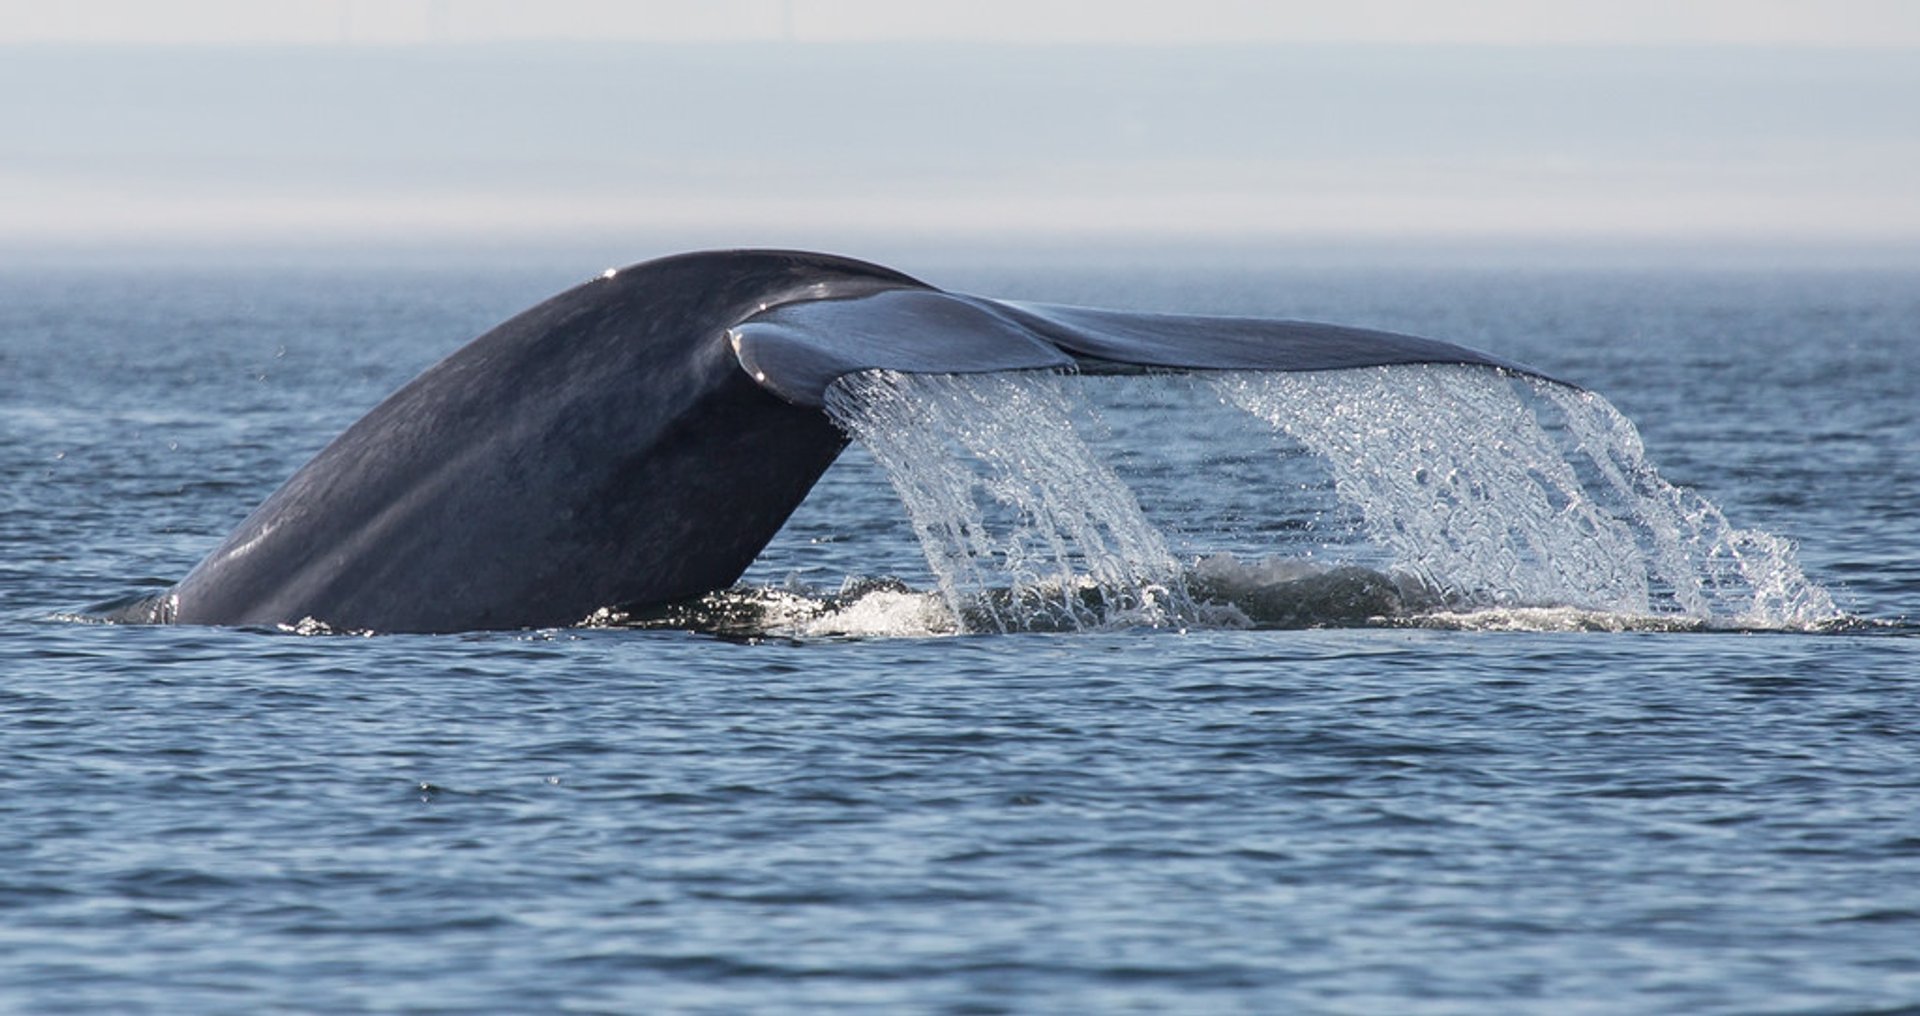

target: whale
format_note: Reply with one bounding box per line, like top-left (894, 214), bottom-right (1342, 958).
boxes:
top-left (132, 249), bottom-right (1549, 634)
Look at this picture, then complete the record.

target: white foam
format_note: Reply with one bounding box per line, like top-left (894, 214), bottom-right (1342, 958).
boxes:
top-left (797, 588), bottom-right (958, 638)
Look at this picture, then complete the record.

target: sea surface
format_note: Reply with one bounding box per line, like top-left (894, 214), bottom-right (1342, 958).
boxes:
top-left (2, 254), bottom-right (1917, 1013)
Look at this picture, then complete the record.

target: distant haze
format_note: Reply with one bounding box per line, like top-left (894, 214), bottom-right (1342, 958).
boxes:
top-left (2, 4), bottom-right (1917, 264)
top-left (6, 0), bottom-right (1920, 48)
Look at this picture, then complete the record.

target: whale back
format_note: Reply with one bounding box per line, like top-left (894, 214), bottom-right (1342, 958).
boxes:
top-left (167, 250), bottom-right (923, 633)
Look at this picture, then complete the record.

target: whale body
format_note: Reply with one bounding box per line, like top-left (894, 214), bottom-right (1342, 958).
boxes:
top-left (145, 249), bottom-right (1545, 633)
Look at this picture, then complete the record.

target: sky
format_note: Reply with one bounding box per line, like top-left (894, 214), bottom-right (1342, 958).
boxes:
top-left (8, 0), bottom-right (1920, 47)
top-left (3, 1), bottom-right (1917, 262)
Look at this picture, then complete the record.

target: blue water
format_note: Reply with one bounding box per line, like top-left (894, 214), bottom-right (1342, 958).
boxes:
top-left (3, 257), bottom-right (1918, 1013)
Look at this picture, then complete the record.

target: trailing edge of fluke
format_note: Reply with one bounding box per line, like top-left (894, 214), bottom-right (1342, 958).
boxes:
top-left (123, 249), bottom-right (1551, 634)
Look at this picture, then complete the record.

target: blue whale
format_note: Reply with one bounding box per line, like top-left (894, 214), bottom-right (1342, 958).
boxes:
top-left (143, 249), bottom-right (1542, 633)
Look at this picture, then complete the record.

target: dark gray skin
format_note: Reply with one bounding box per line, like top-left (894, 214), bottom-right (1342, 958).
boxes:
top-left (142, 248), bottom-right (1553, 634)
top-left (162, 251), bottom-right (927, 633)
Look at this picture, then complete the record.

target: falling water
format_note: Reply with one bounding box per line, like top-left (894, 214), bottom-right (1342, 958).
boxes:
top-left (1218, 366), bottom-right (1839, 627)
top-left (819, 364), bottom-right (1837, 633)
top-left (823, 370), bottom-right (1193, 632)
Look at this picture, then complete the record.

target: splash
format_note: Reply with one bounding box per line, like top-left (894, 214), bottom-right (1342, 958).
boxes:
top-left (814, 363), bottom-right (1843, 634)
top-left (823, 371), bottom-right (1193, 632)
top-left (586, 577), bottom-right (960, 639)
top-left (1218, 366), bottom-right (1838, 628)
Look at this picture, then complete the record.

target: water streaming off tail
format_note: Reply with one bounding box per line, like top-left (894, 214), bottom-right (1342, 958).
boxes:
top-left (823, 371), bottom-right (1192, 632)
top-left (1218, 366), bottom-right (1838, 627)
top-left (819, 364), bottom-right (1837, 634)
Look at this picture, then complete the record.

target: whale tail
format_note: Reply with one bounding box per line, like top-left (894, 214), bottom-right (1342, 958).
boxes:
top-left (148, 250), bottom-right (1555, 634)
top-left (731, 285), bottom-right (1549, 409)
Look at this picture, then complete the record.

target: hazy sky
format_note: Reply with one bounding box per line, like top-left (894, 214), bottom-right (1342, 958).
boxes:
top-left (3, 1), bottom-right (1917, 259)
top-left (7, 0), bottom-right (1920, 47)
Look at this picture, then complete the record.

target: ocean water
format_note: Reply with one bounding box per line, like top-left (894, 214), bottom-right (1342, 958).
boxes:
top-left (2, 255), bottom-right (1918, 1013)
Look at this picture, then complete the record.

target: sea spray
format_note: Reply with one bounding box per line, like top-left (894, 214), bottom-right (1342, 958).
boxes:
top-left (1217, 366), bottom-right (1649, 611)
top-left (1219, 365), bottom-right (1838, 627)
top-left (824, 370), bottom-right (1192, 632)
top-left (813, 364), bottom-right (1837, 634)
top-left (1540, 382), bottom-right (1839, 626)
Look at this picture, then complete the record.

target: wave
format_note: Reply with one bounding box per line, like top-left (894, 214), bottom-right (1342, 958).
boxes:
top-left (74, 556), bottom-right (1866, 639)
top-left (584, 554), bottom-right (1853, 640)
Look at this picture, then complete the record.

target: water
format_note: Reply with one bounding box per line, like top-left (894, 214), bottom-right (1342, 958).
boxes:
top-left (822, 370), bottom-right (1191, 633)
top-left (3, 258), bottom-right (1919, 1013)
top-left (811, 364), bottom-right (1834, 634)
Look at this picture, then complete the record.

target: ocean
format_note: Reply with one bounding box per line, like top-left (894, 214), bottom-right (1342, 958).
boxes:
top-left (2, 254), bottom-right (1916, 1013)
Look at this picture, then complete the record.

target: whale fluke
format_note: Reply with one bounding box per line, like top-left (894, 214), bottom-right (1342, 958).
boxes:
top-left (732, 288), bottom-right (1540, 408)
top-left (147, 249), bottom-right (1553, 634)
